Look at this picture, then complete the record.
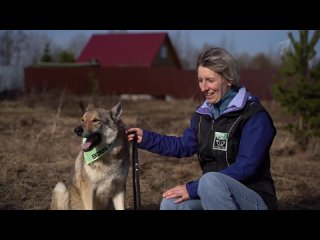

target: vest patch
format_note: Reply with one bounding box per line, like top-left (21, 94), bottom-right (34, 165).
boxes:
top-left (212, 132), bottom-right (228, 151)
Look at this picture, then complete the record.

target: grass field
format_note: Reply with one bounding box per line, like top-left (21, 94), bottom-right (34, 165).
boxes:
top-left (0, 92), bottom-right (319, 210)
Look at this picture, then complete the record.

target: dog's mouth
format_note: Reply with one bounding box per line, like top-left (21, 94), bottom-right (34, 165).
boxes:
top-left (81, 133), bottom-right (102, 152)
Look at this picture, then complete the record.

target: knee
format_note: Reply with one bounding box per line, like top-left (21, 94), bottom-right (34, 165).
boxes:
top-left (198, 172), bottom-right (226, 196)
top-left (160, 198), bottom-right (178, 210)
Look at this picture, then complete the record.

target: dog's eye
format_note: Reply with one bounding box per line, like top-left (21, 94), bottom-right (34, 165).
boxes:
top-left (93, 119), bottom-right (100, 122)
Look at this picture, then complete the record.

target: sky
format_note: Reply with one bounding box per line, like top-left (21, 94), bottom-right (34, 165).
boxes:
top-left (25, 30), bottom-right (320, 57)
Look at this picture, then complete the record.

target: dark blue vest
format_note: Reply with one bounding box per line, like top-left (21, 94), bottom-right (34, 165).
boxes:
top-left (194, 101), bottom-right (278, 209)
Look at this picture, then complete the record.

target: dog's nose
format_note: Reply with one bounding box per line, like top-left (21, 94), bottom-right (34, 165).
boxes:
top-left (74, 126), bottom-right (83, 136)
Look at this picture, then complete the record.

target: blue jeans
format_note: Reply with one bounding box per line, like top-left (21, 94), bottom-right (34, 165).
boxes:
top-left (160, 172), bottom-right (268, 210)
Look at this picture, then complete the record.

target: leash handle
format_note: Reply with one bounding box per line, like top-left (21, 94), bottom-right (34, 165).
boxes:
top-left (131, 131), bottom-right (141, 210)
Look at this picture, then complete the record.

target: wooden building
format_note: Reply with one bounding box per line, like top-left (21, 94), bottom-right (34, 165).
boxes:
top-left (25, 32), bottom-right (277, 100)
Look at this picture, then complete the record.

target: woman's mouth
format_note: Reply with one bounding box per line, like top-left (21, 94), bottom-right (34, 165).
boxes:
top-left (205, 91), bottom-right (215, 98)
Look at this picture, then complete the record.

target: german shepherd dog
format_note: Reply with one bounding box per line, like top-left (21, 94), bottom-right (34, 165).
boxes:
top-left (50, 102), bottom-right (130, 210)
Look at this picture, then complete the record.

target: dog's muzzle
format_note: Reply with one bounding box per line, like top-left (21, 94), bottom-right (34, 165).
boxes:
top-left (74, 126), bottom-right (83, 136)
top-left (81, 133), bottom-right (102, 152)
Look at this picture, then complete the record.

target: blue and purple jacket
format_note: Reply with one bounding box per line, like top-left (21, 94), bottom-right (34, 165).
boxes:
top-left (138, 87), bottom-right (277, 208)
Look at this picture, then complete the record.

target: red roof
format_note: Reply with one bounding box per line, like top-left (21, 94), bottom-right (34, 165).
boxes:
top-left (77, 32), bottom-right (169, 66)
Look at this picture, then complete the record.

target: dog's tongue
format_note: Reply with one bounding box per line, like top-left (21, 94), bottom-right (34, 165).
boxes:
top-left (81, 138), bottom-right (93, 151)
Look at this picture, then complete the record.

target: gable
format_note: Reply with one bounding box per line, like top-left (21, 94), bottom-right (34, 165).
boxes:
top-left (77, 32), bottom-right (181, 68)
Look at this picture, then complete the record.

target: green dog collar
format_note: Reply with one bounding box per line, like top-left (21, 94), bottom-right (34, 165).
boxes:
top-left (82, 138), bottom-right (113, 164)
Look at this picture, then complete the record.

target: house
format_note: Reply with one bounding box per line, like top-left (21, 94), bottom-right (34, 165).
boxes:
top-left (25, 32), bottom-right (199, 99)
top-left (77, 32), bottom-right (181, 68)
top-left (25, 32), bottom-right (277, 100)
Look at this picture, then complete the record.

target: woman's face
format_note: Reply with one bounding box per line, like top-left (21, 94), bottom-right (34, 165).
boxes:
top-left (198, 66), bottom-right (231, 105)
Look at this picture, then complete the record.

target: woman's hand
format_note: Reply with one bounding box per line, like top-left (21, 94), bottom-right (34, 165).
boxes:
top-left (126, 128), bottom-right (143, 143)
top-left (162, 185), bottom-right (190, 204)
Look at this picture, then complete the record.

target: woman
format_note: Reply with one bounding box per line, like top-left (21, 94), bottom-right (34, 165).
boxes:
top-left (127, 47), bottom-right (277, 210)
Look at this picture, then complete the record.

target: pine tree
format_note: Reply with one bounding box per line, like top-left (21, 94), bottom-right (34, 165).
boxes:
top-left (57, 50), bottom-right (75, 63)
top-left (40, 43), bottom-right (53, 62)
top-left (272, 30), bottom-right (320, 149)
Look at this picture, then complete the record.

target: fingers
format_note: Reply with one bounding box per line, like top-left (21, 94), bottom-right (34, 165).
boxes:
top-left (126, 127), bottom-right (139, 135)
top-left (162, 187), bottom-right (179, 198)
top-left (162, 185), bottom-right (189, 204)
top-left (173, 197), bottom-right (185, 204)
top-left (162, 190), bottom-right (178, 199)
top-left (163, 190), bottom-right (185, 204)
top-left (163, 191), bottom-right (183, 199)
top-left (126, 128), bottom-right (143, 143)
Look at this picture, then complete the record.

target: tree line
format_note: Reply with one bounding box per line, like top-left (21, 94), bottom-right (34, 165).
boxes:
top-left (0, 30), bottom-right (88, 66)
top-left (0, 30), bottom-right (282, 69)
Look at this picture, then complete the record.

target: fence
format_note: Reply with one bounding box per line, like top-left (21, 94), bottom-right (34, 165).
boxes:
top-left (25, 65), bottom-right (277, 100)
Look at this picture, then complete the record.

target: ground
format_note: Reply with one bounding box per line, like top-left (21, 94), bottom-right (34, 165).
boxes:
top-left (0, 93), bottom-right (319, 210)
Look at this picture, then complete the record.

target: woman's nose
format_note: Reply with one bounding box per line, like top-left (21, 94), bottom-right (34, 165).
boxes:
top-left (200, 82), bottom-right (208, 92)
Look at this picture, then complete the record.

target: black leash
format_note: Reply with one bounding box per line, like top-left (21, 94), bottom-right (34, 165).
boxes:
top-left (131, 132), bottom-right (141, 210)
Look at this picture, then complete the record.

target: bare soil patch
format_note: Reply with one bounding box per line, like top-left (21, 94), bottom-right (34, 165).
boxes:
top-left (0, 93), bottom-right (319, 210)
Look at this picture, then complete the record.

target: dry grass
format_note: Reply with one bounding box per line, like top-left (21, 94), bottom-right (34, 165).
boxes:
top-left (0, 93), bottom-right (319, 210)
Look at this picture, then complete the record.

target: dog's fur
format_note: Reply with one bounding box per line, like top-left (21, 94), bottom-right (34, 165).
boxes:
top-left (50, 102), bottom-right (130, 210)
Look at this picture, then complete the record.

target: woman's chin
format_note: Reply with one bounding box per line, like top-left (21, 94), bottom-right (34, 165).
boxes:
top-left (206, 98), bottom-right (216, 104)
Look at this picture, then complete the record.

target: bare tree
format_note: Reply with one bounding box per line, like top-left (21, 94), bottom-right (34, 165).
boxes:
top-left (170, 31), bottom-right (199, 69)
top-left (0, 31), bottom-right (55, 91)
top-left (23, 31), bottom-right (53, 65)
top-left (67, 33), bottom-right (90, 58)
top-left (235, 52), bottom-right (252, 70)
top-left (11, 31), bottom-right (27, 66)
top-left (0, 31), bottom-right (47, 66)
top-left (0, 31), bottom-right (28, 91)
top-left (170, 31), bottom-right (184, 58)
top-left (0, 31), bottom-right (16, 65)
top-left (249, 52), bottom-right (278, 70)
top-left (218, 32), bottom-right (236, 53)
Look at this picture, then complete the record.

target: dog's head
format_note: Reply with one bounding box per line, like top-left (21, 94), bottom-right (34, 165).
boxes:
top-left (74, 102), bottom-right (122, 152)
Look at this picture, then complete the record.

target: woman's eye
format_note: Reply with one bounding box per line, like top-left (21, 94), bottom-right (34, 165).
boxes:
top-left (93, 119), bottom-right (100, 122)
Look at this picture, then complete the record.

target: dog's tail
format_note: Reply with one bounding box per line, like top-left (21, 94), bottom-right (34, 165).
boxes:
top-left (50, 182), bottom-right (69, 210)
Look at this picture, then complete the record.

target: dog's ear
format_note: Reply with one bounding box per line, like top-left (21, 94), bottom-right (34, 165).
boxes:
top-left (86, 103), bottom-right (96, 112)
top-left (110, 102), bottom-right (122, 120)
top-left (79, 101), bottom-right (85, 114)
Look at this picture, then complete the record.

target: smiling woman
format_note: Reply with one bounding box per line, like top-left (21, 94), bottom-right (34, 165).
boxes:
top-left (127, 47), bottom-right (278, 210)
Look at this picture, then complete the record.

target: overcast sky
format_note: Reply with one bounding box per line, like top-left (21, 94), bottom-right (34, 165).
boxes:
top-left (25, 30), bottom-right (320, 57)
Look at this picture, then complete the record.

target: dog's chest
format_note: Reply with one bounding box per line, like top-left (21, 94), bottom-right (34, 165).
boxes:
top-left (84, 161), bottom-right (118, 182)
top-left (84, 159), bottom-right (125, 185)
top-left (84, 160), bottom-right (126, 201)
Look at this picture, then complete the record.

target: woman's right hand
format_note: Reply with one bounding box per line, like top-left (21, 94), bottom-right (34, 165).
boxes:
top-left (126, 128), bottom-right (143, 143)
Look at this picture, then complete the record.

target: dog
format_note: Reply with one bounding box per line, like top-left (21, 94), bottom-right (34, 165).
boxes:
top-left (50, 102), bottom-right (130, 210)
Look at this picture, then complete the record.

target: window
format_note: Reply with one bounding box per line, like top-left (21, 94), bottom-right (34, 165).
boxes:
top-left (160, 45), bottom-right (167, 59)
